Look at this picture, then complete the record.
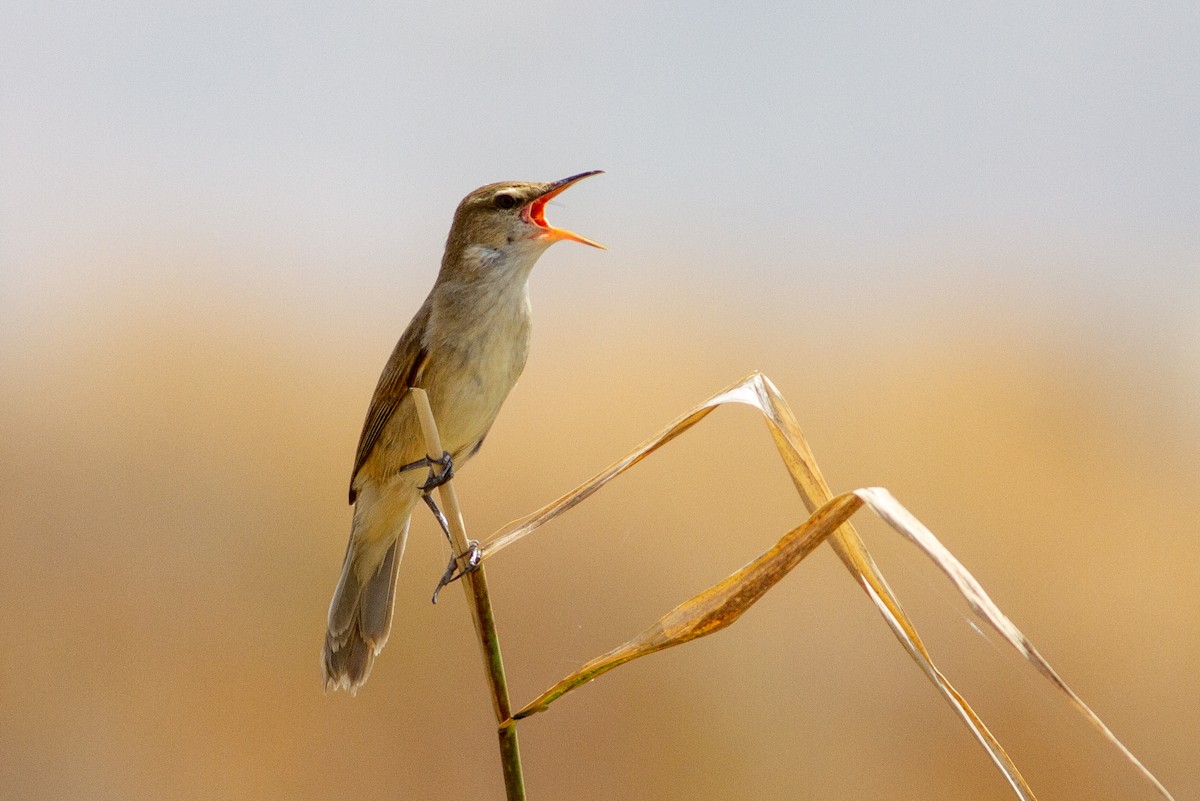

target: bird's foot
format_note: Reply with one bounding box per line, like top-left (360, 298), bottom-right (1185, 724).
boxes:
top-left (431, 541), bottom-right (482, 604)
top-left (397, 451), bottom-right (456, 492)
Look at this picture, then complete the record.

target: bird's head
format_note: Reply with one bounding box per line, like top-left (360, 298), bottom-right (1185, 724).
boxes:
top-left (441, 171), bottom-right (604, 278)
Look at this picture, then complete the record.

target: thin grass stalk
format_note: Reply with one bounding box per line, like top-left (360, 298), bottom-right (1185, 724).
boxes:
top-left (410, 388), bottom-right (526, 801)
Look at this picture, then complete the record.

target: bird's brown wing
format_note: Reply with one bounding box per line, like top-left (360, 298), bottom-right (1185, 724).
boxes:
top-left (348, 303), bottom-right (431, 504)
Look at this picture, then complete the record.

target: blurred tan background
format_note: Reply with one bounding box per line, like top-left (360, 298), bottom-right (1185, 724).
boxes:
top-left (2, 4), bottom-right (1198, 800)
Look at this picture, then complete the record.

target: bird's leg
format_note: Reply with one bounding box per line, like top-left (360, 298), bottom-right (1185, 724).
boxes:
top-left (431, 540), bottom-right (482, 604)
top-left (421, 492), bottom-right (454, 545)
top-left (400, 451), bottom-right (480, 603)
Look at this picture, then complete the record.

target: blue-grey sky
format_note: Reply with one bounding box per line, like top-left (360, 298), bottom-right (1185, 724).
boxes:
top-left (3, 2), bottom-right (1198, 364)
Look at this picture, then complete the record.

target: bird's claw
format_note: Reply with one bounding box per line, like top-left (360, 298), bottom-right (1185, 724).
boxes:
top-left (397, 451), bottom-right (456, 493)
top-left (421, 451), bottom-right (455, 492)
top-left (431, 541), bottom-right (482, 603)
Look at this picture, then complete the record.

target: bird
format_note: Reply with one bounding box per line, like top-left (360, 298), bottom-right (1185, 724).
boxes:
top-left (323, 170), bottom-right (604, 693)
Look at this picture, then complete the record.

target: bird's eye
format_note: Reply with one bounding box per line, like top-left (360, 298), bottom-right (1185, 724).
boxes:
top-left (493, 193), bottom-right (518, 210)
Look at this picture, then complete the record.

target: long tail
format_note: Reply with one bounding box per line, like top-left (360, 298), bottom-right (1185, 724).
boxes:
top-left (323, 489), bottom-right (413, 694)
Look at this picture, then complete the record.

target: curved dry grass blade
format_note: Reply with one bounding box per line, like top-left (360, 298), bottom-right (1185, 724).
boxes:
top-left (482, 378), bottom-right (760, 557)
top-left (512, 492), bottom-right (866, 720)
top-left (855, 487), bottom-right (1177, 801)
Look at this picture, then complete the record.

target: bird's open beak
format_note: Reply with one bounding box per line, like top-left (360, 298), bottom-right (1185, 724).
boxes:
top-left (524, 170), bottom-right (605, 249)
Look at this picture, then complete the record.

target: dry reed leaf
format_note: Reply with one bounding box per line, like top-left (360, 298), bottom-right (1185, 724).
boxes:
top-left (483, 373), bottom-right (1174, 801)
top-left (856, 486), bottom-right (1175, 801)
top-left (511, 492), bottom-right (863, 720)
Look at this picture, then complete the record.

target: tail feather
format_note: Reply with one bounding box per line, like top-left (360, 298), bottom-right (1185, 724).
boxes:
top-left (323, 628), bottom-right (370, 692)
top-left (326, 540), bottom-right (361, 640)
top-left (360, 536), bottom-right (401, 643)
top-left (323, 510), bottom-right (410, 694)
